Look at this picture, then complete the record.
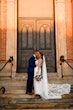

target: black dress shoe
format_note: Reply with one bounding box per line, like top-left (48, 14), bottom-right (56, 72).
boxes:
top-left (26, 92), bottom-right (33, 95)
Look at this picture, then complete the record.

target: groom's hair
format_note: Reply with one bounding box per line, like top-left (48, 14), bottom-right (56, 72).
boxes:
top-left (34, 50), bottom-right (39, 54)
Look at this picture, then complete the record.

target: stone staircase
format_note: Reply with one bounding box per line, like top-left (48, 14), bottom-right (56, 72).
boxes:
top-left (0, 73), bottom-right (73, 109)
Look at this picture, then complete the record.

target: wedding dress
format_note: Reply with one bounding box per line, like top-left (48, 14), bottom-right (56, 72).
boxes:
top-left (34, 56), bottom-right (71, 99)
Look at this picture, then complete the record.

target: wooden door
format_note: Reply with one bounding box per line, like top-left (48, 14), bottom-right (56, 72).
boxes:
top-left (17, 0), bottom-right (56, 73)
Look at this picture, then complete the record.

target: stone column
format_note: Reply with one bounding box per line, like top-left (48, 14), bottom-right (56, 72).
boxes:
top-left (0, 0), bottom-right (7, 61)
top-left (55, 0), bottom-right (67, 77)
top-left (63, 0), bottom-right (73, 75)
top-left (6, 0), bottom-right (17, 77)
top-left (65, 0), bottom-right (73, 59)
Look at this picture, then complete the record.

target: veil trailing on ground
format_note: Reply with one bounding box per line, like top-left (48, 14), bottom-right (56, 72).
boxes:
top-left (41, 55), bottom-right (71, 99)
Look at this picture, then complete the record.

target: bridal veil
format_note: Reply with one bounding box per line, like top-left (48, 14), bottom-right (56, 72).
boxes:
top-left (41, 55), bottom-right (71, 99)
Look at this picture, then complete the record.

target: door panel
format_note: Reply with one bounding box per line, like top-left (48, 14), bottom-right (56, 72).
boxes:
top-left (37, 20), bottom-right (55, 72)
top-left (18, 20), bottom-right (36, 72)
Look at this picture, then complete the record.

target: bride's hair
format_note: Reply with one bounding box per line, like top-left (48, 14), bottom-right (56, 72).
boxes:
top-left (39, 52), bottom-right (43, 59)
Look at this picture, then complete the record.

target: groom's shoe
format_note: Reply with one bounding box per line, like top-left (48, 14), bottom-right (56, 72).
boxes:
top-left (26, 92), bottom-right (33, 95)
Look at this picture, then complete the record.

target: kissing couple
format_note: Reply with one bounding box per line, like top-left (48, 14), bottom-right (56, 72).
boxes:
top-left (26, 50), bottom-right (71, 99)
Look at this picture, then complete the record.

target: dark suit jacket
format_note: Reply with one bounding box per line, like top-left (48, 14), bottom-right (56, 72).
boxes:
top-left (27, 55), bottom-right (36, 74)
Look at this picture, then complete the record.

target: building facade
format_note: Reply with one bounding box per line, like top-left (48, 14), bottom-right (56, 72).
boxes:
top-left (0, 0), bottom-right (73, 77)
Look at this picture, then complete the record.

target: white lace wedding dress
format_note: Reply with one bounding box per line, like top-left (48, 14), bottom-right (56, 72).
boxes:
top-left (34, 56), bottom-right (71, 99)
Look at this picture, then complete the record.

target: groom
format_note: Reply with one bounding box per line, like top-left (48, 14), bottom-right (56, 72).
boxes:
top-left (26, 51), bottom-right (40, 95)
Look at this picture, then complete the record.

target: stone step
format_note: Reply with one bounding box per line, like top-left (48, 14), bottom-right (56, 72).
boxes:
top-left (0, 72), bottom-right (11, 77)
top-left (0, 98), bottom-right (73, 104)
top-left (3, 86), bottom-right (25, 90)
top-left (0, 99), bottom-right (73, 110)
top-left (0, 93), bottom-right (73, 99)
top-left (0, 76), bottom-right (73, 85)
top-left (5, 90), bottom-right (26, 94)
top-left (0, 85), bottom-right (72, 95)
top-left (0, 103), bottom-right (73, 110)
top-left (0, 87), bottom-right (73, 96)
top-left (0, 78), bottom-right (73, 86)
top-left (62, 93), bottom-right (73, 98)
top-left (0, 84), bottom-right (73, 90)
top-left (0, 80), bottom-right (26, 87)
top-left (0, 73), bottom-right (73, 80)
top-left (0, 87), bottom-right (72, 96)
top-left (0, 94), bottom-right (39, 99)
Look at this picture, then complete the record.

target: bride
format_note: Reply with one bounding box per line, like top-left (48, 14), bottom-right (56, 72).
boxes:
top-left (34, 52), bottom-right (71, 99)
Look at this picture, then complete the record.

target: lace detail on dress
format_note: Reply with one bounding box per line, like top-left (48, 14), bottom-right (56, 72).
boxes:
top-left (46, 84), bottom-right (71, 99)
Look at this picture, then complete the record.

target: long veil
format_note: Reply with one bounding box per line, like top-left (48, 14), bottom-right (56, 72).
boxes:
top-left (41, 55), bottom-right (71, 99)
top-left (41, 55), bottom-right (49, 99)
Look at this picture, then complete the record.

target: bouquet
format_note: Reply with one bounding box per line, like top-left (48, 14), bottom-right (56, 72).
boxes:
top-left (35, 72), bottom-right (42, 81)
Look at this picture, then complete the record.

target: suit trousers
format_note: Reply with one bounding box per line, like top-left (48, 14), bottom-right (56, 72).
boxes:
top-left (26, 72), bottom-right (34, 93)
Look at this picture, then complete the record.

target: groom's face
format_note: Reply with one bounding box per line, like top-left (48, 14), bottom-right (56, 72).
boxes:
top-left (36, 52), bottom-right (40, 58)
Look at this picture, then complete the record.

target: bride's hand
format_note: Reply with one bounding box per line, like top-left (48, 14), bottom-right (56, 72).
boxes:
top-left (36, 71), bottom-right (39, 75)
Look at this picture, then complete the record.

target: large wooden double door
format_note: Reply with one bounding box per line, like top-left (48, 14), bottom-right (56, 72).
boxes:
top-left (17, 18), bottom-right (56, 72)
top-left (17, 0), bottom-right (56, 73)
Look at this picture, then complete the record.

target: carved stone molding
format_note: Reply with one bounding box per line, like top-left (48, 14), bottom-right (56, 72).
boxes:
top-left (56, 0), bottom-right (65, 3)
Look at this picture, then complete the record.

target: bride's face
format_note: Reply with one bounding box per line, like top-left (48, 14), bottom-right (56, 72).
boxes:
top-left (38, 53), bottom-right (42, 59)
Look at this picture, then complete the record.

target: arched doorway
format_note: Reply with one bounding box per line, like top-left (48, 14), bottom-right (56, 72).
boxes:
top-left (17, 0), bottom-right (56, 73)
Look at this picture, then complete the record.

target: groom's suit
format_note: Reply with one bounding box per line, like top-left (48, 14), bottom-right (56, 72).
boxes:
top-left (26, 55), bottom-right (36, 93)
